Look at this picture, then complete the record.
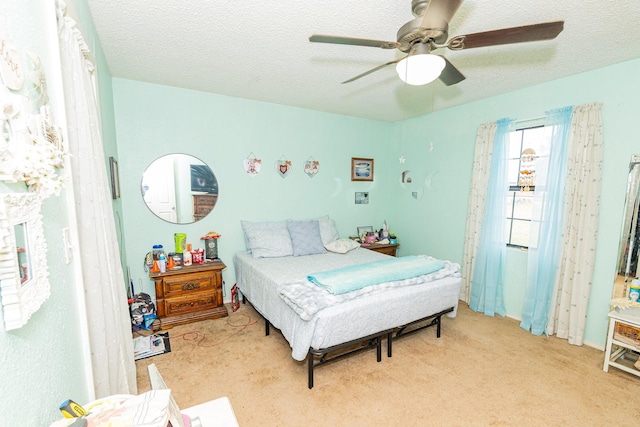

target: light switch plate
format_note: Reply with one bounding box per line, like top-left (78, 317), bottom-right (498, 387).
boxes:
top-left (62, 227), bottom-right (73, 264)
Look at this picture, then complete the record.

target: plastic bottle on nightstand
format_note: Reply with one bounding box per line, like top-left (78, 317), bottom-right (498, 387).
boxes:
top-left (158, 253), bottom-right (167, 273)
top-left (183, 243), bottom-right (192, 267)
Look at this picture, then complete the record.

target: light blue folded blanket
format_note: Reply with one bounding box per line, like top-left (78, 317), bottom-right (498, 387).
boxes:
top-left (307, 255), bottom-right (445, 295)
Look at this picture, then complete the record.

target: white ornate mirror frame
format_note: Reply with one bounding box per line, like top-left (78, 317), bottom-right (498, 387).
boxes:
top-left (0, 193), bottom-right (50, 330)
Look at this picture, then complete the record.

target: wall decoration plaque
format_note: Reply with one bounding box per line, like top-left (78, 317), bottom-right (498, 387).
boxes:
top-left (275, 155), bottom-right (292, 178)
top-left (0, 193), bottom-right (51, 330)
top-left (243, 152), bottom-right (261, 177)
top-left (0, 24), bottom-right (24, 90)
top-left (304, 156), bottom-right (319, 178)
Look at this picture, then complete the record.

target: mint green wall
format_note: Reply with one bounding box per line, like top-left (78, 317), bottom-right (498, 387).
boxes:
top-left (114, 58), bottom-right (639, 350)
top-left (112, 80), bottom-right (394, 300)
top-left (389, 58), bottom-right (640, 348)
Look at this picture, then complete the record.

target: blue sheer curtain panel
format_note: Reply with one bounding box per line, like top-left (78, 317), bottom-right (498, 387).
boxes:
top-left (520, 106), bottom-right (573, 335)
top-left (469, 118), bottom-right (513, 316)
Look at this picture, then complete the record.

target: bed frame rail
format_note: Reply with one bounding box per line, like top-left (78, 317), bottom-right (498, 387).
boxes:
top-left (387, 307), bottom-right (455, 357)
top-left (307, 329), bottom-right (391, 389)
top-left (244, 294), bottom-right (456, 389)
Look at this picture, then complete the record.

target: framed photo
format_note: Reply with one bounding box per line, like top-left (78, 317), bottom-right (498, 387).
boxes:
top-left (355, 192), bottom-right (369, 204)
top-left (357, 226), bottom-right (374, 238)
top-left (109, 156), bottom-right (120, 199)
top-left (351, 157), bottom-right (374, 181)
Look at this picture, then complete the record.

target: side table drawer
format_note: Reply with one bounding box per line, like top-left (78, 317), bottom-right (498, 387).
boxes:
top-left (195, 205), bottom-right (214, 215)
top-left (371, 246), bottom-right (397, 256)
top-left (163, 271), bottom-right (218, 296)
top-left (165, 293), bottom-right (218, 317)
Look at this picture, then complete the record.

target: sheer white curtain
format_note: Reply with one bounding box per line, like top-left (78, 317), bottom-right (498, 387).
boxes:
top-left (520, 107), bottom-right (573, 335)
top-left (547, 103), bottom-right (603, 344)
top-left (56, 1), bottom-right (137, 396)
top-left (460, 122), bottom-right (497, 303)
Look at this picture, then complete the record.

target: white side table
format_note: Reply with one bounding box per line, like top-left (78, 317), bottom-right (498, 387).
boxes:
top-left (603, 309), bottom-right (640, 377)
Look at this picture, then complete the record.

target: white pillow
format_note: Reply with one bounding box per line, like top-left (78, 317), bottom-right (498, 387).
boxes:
top-left (318, 215), bottom-right (339, 245)
top-left (324, 238), bottom-right (361, 254)
top-left (241, 220), bottom-right (293, 258)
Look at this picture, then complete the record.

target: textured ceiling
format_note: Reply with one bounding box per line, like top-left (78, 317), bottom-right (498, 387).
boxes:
top-left (85, 0), bottom-right (640, 122)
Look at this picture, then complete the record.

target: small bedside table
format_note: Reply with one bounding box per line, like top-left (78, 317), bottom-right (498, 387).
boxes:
top-left (603, 309), bottom-right (640, 377)
top-left (361, 242), bottom-right (399, 257)
top-left (150, 261), bottom-right (228, 328)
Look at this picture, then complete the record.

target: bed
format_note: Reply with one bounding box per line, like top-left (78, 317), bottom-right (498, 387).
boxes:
top-left (233, 218), bottom-right (462, 388)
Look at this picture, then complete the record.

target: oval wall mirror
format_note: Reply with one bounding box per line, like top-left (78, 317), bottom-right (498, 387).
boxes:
top-left (141, 153), bottom-right (218, 224)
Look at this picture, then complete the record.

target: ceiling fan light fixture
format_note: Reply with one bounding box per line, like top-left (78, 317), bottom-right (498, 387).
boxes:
top-left (396, 53), bottom-right (446, 86)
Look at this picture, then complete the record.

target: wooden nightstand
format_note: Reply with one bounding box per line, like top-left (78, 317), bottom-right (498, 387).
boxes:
top-left (193, 194), bottom-right (217, 221)
top-left (150, 261), bottom-right (228, 328)
top-left (362, 242), bottom-right (399, 257)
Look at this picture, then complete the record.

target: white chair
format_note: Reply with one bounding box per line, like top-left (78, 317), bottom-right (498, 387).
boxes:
top-left (147, 363), bottom-right (239, 427)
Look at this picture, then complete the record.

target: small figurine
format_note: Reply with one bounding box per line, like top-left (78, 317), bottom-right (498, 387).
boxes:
top-left (380, 220), bottom-right (389, 240)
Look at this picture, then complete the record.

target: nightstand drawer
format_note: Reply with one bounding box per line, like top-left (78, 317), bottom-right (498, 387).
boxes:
top-left (195, 205), bottom-right (214, 215)
top-left (165, 293), bottom-right (218, 316)
top-left (363, 243), bottom-right (399, 257)
top-left (163, 271), bottom-right (218, 295)
top-left (194, 194), bottom-right (217, 207)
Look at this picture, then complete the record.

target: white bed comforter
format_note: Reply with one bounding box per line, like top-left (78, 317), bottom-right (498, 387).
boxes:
top-left (234, 248), bottom-right (462, 361)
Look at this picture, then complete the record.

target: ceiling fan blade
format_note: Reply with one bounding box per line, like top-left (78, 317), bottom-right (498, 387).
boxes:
top-left (420, 0), bottom-right (464, 29)
top-left (438, 56), bottom-right (465, 86)
top-left (341, 58), bottom-right (403, 84)
top-left (309, 34), bottom-right (399, 49)
top-left (451, 21), bottom-right (564, 50)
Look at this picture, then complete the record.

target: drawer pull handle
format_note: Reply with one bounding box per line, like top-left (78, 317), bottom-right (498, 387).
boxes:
top-left (182, 283), bottom-right (200, 291)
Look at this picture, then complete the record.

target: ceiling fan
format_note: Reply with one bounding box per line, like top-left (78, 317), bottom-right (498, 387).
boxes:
top-left (309, 0), bottom-right (564, 86)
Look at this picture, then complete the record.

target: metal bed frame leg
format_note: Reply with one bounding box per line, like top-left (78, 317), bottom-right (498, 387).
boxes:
top-left (387, 307), bottom-right (454, 357)
top-left (306, 330), bottom-right (389, 389)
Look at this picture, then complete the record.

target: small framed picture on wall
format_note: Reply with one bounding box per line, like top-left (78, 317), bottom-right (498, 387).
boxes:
top-left (355, 192), bottom-right (369, 204)
top-left (351, 157), bottom-right (374, 181)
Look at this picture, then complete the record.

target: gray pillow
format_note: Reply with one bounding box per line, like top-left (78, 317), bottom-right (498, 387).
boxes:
top-left (287, 220), bottom-right (327, 256)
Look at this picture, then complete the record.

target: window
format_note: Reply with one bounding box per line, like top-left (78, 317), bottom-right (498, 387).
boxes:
top-left (505, 126), bottom-right (550, 248)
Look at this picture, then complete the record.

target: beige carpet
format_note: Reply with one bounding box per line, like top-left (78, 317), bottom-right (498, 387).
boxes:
top-left (135, 302), bottom-right (640, 426)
